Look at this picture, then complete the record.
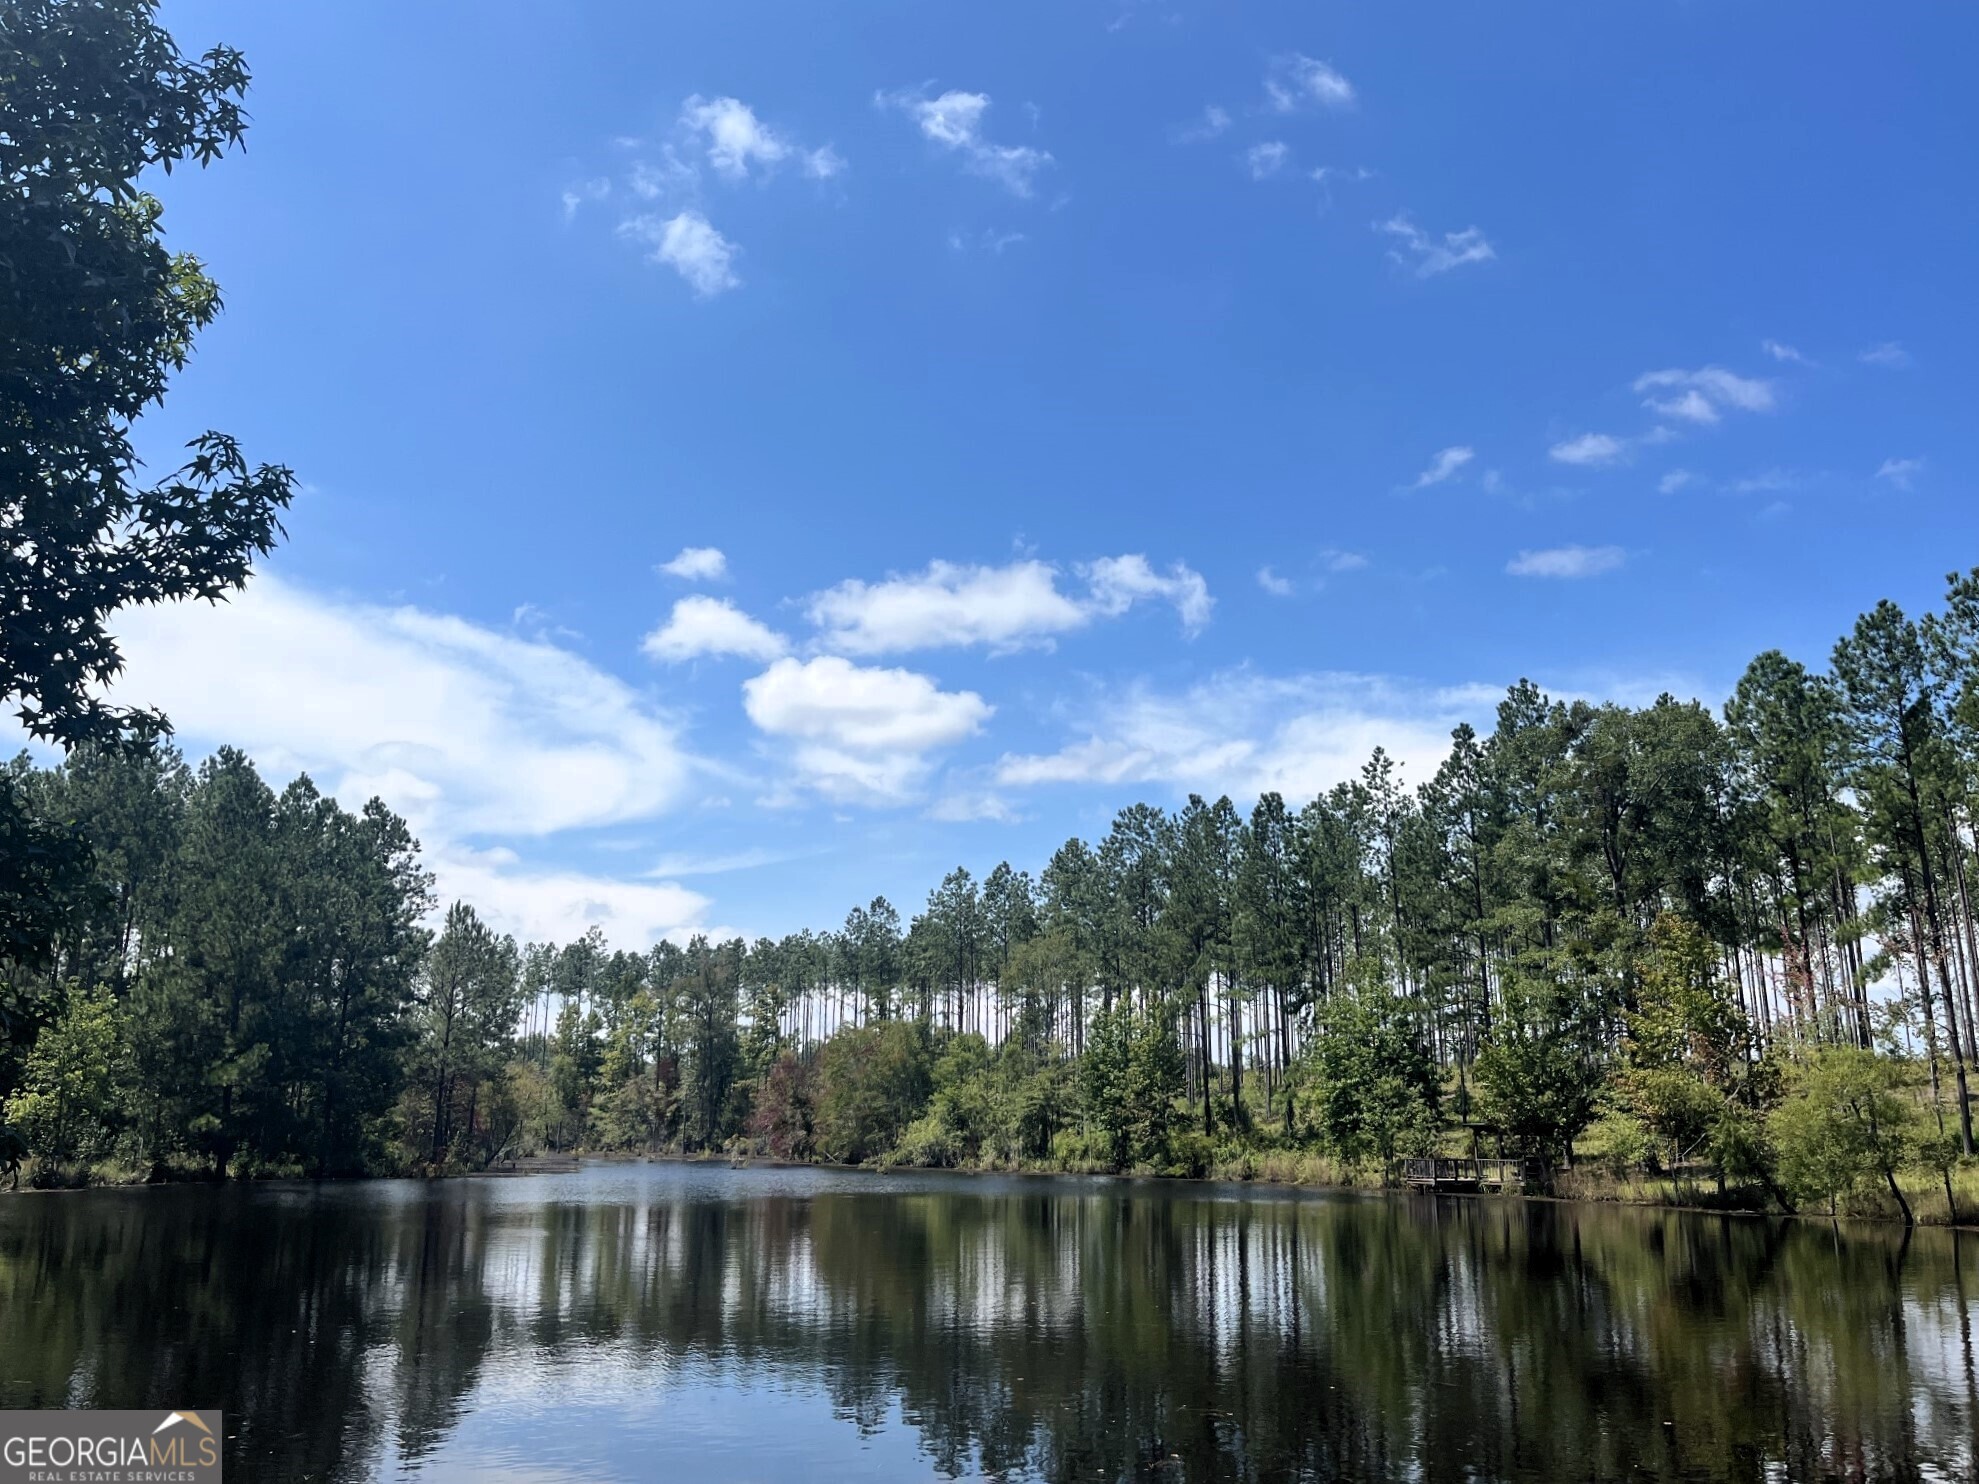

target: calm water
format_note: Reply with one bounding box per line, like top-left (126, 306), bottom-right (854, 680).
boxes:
top-left (1, 1164), bottom-right (1976, 1483)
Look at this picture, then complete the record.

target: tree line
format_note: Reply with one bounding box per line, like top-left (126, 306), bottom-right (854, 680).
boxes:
top-left (7, 576), bottom-right (1979, 1221)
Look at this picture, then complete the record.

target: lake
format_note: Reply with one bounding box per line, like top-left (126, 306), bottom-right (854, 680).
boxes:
top-left (1, 1163), bottom-right (1974, 1482)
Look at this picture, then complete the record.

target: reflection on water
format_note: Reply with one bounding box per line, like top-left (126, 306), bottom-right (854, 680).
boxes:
top-left (1, 1165), bottom-right (1974, 1482)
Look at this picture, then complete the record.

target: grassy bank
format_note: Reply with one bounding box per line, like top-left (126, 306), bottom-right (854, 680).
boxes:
top-left (11, 1146), bottom-right (1979, 1232)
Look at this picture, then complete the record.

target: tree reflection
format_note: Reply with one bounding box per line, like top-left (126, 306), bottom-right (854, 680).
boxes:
top-left (1, 1175), bottom-right (1973, 1482)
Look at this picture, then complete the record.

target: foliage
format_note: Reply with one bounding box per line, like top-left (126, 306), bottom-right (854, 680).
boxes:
top-left (1473, 973), bottom-right (1606, 1165)
top-left (747, 1049), bottom-right (816, 1160)
top-left (1769, 1049), bottom-right (1922, 1219)
top-left (814, 1021), bottom-right (931, 1163)
top-left (1080, 1000), bottom-right (1184, 1169)
top-left (1298, 978), bottom-right (1438, 1171)
top-left (2, 982), bottom-right (127, 1164)
top-left (401, 903), bottom-right (522, 1167)
top-left (2, 0), bottom-right (296, 750)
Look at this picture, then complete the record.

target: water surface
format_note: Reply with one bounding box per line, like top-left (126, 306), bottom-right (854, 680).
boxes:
top-left (1, 1164), bottom-right (1975, 1482)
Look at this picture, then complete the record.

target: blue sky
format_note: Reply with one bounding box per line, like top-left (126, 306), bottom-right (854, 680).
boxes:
top-left (117, 0), bottom-right (1978, 945)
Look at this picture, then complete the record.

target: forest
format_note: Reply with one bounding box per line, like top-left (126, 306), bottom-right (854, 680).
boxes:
top-left (6, 574), bottom-right (1979, 1226)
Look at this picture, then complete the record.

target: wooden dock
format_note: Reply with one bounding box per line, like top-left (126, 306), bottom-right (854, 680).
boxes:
top-left (1398, 1157), bottom-right (1534, 1191)
top-left (477, 1155), bottom-right (582, 1177)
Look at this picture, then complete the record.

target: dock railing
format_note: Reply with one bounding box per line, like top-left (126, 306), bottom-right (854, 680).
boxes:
top-left (1397, 1156), bottom-right (1540, 1190)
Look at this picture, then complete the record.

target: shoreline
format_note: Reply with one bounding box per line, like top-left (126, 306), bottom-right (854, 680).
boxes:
top-left (12, 1149), bottom-right (1974, 1234)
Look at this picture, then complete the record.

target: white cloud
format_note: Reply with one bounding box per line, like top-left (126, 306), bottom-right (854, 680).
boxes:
top-left (995, 671), bottom-right (1465, 804)
top-left (994, 667), bottom-right (1711, 807)
top-left (743, 656), bottom-right (991, 803)
top-left (1877, 456), bottom-right (1924, 490)
top-left (657, 546), bottom-right (728, 581)
top-left (433, 842), bottom-right (717, 948)
top-left (1266, 54), bottom-right (1357, 112)
top-left (804, 145), bottom-right (847, 179)
top-left (104, 576), bottom-right (719, 947)
top-left (1761, 338), bottom-right (1809, 364)
top-left (1411, 445), bottom-right (1475, 488)
top-left (645, 846), bottom-right (797, 878)
top-left (114, 574), bottom-right (697, 840)
top-left (1245, 140), bottom-right (1290, 179)
top-left (878, 88), bottom-right (1052, 197)
top-left (1859, 341), bottom-right (1913, 369)
top-left (1506, 545), bottom-right (1625, 579)
top-left (1083, 554), bottom-right (1213, 634)
top-left (1632, 366), bottom-right (1776, 423)
top-left (1657, 469), bottom-right (1694, 494)
top-left (627, 148), bottom-right (700, 203)
top-left (807, 555), bottom-right (1210, 655)
top-left (926, 790), bottom-right (1019, 823)
top-left (680, 95), bottom-right (789, 178)
top-left (1548, 432), bottom-right (1627, 467)
top-left (1378, 214), bottom-right (1495, 277)
top-left (1650, 388), bottom-right (1717, 424)
top-left (618, 210), bottom-right (740, 296)
top-left (676, 95), bottom-right (842, 183)
top-left (745, 656), bottom-right (989, 753)
top-left (1257, 553), bottom-right (1363, 596)
top-left (642, 596), bottom-right (788, 664)
top-left (808, 559), bottom-right (1087, 654)
top-left (560, 177), bottom-right (610, 220)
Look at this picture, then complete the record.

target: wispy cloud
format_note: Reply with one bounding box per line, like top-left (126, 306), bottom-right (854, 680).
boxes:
top-left (676, 95), bottom-right (844, 182)
top-left (116, 576), bottom-right (699, 838)
top-left (1257, 552), bottom-right (1364, 597)
top-left (646, 847), bottom-right (798, 878)
top-left (1176, 104), bottom-right (1231, 142)
top-left (1761, 338), bottom-right (1810, 365)
top-left (1632, 366), bottom-right (1776, 424)
top-left (560, 177), bottom-right (610, 220)
top-left (1084, 555), bottom-right (1213, 634)
top-left (680, 95), bottom-right (786, 179)
top-left (1379, 215), bottom-right (1495, 277)
top-left (103, 576), bottom-right (721, 944)
top-left (1265, 54), bottom-right (1357, 112)
top-left (1410, 445), bottom-right (1475, 488)
top-left (1877, 456), bottom-right (1924, 490)
top-left (617, 210), bottom-right (740, 296)
top-left (878, 88), bottom-right (1052, 197)
top-left (994, 671), bottom-right (1472, 805)
top-left (807, 555), bottom-right (1210, 655)
top-left (1506, 544), bottom-right (1625, 579)
top-left (1726, 468), bottom-right (1796, 495)
top-left (925, 790), bottom-right (1019, 824)
top-left (948, 227), bottom-right (1028, 255)
top-left (1245, 140), bottom-right (1291, 180)
top-left (1657, 469), bottom-right (1694, 494)
top-left (1859, 341), bottom-right (1913, 369)
top-left (1548, 432), bottom-right (1627, 467)
top-left (575, 94), bottom-right (840, 293)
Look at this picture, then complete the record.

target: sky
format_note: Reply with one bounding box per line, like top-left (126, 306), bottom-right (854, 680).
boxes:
top-left (102, 0), bottom-right (1979, 947)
